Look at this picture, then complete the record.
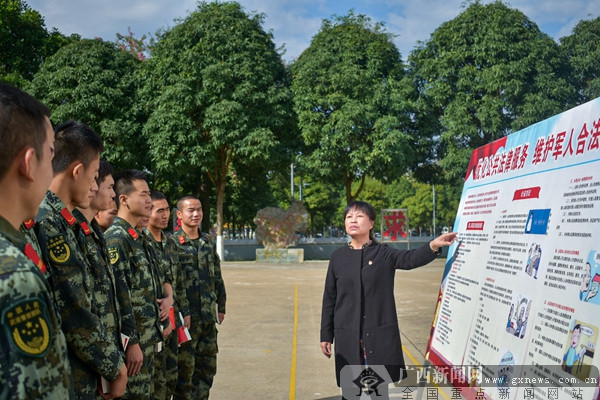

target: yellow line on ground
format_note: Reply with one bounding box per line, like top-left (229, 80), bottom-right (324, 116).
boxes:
top-left (402, 345), bottom-right (451, 400)
top-left (289, 283), bottom-right (299, 400)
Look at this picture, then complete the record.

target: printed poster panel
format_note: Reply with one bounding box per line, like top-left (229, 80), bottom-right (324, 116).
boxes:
top-left (425, 97), bottom-right (600, 400)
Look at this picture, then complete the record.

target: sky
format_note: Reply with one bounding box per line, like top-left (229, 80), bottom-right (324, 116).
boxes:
top-left (26, 0), bottom-right (600, 62)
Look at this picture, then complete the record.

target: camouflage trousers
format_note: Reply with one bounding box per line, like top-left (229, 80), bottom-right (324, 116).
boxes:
top-left (154, 340), bottom-right (167, 400)
top-left (153, 332), bottom-right (179, 399)
top-left (123, 344), bottom-right (155, 399)
top-left (174, 321), bottom-right (218, 400)
top-left (165, 329), bottom-right (179, 398)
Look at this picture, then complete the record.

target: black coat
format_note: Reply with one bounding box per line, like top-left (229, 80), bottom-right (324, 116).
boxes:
top-left (320, 242), bottom-right (439, 385)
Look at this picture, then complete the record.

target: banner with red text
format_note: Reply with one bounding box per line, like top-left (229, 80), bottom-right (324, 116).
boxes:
top-left (425, 97), bottom-right (600, 400)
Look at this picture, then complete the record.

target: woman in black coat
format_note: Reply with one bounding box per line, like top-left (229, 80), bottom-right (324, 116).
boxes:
top-left (320, 201), bottom-right (457, 388)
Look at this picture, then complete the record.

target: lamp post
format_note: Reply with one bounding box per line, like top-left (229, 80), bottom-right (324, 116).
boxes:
top-left (432, 184), bottom-right (436, 236)
top-left (290, 162), bottom-right (295, 203)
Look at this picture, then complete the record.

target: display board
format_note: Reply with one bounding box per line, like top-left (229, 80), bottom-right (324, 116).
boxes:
top-left (425, 98), bottom-right (600, 400)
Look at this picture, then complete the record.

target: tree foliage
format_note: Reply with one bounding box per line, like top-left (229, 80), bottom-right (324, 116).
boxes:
top-left (398, 179), bottom-right (459, 234)
top-left (224, 163), bottom-right (277, 238)
top-left (408, 0), bottom-right (577, 182)
top-left (291, 12), bottom-right (415, 204)
top-left (299, 179), bottom-right (341, 235)
top-left (27, 38), bottom-right (146, 171)
top-left (0, 0), bottom-right (72, 86)
top-left (141, 1), bottom-right (296, 250)
top-left (561, 16), bottom-right (600, 103)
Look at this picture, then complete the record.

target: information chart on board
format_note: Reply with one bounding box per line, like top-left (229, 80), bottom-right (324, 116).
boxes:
top-left (425, 97), bottom-right (600, 400)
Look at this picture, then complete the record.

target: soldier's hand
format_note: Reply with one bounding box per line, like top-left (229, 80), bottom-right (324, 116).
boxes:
top-left (162, 324), bottom-right (173, 339)
top-left (157, 296), bottom-right (174, 320)
top-left (106, 363), bottom-right (128, 399)
top-left (184, 315), bottom-right (191, 330)
top-left (218, 312), bottom-right (225, 324)
top-left (125, 343), bottom-right (143, 376)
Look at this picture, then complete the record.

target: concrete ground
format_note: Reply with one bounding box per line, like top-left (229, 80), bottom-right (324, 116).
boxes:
top-left (209, 259), bottom-right (451, 400)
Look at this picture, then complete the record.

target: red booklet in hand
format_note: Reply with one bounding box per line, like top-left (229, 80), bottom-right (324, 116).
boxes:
top-left (177, 312), bottom-right (192, 346)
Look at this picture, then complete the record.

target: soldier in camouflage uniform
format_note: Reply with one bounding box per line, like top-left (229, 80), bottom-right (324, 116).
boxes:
top-left (95, 198), bottom-right (117, 232)
top-left (174, 196), bottom-right (226, 400)
top-left (137, 210), bottom-right (174, 400)
top-left (0, 82), bottom-right (73, 399)
top-left (74, 160), bottom-right (133, 396)
top-left (35, 121), bottom-right (127, 399)
top-left (147, 191), bottom-right (191, 399)
top-left (105, 170), bottom-right (167, 399)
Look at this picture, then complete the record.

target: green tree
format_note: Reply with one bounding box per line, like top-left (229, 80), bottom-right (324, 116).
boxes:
top-left (299, 179), bottom-right (341, 236)
top-left (561, 16), bottom-right (600, 103)
top-left (435, 183), bottom-right (462, 230)
top-left (400, 180), bottom-right (434, 235)
top-left (398, 178), bottom-right (461, 235)
top-left (224, 163), bottom-right (277, 238)
top-left (0, 0), bottom-right (72, 86)
top-left (408, 0), bottom-right (577, 182)
top-left (291, 12), bottom-right (415, 204)
top-left (27, 38), bottom-right (146, 171)
top-left (141, 1), bottom-right (296, 257)
top-left (385, 175), bottom-right (416, 208)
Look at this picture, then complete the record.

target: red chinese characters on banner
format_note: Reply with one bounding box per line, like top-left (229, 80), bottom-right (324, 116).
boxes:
top-left (382, 210), bottom-right (407, 241)
top-left (472, 117), bottom-right (600, 181)
top-left (531, 118), bottom-right (600, 166)
top-left (473, 143), bottom-right (529, 181)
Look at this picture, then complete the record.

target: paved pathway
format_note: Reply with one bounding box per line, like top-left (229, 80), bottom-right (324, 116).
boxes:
top-left (209, 259), bottom-right (451, 400)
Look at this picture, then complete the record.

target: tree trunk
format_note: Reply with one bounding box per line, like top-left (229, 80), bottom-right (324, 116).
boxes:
top-left (197, 173), bottom-right (211, 233)
top-left (344, 174), bottom-right (366, 204)
top-left (215, 177), bottom-right (226, 260)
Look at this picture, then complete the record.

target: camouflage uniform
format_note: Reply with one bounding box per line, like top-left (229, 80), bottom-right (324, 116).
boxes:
top-left (0, 215), bottom-right (74, 399)
top-left (72, 209), bottom-right (125, 361)
top-left (173, 230), bottom-right (226, 400)
top-left (36, 191), bottom-right (124, 399)
top-left (21, 218), bottom-right (43, 263)
top-left (144, 229), bottom-right (190, 399)
top-left (140, 228), bottom-right (175, 400)
top-left (105, 216), bottom-right (164, 399)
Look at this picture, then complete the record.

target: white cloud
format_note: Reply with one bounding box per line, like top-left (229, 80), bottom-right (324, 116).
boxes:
top-left (25, 0), bottom-right (600, 61)
top-left (383, 0), bottom-right (468, 60)
top-left (234, 0), bottom-right (325, 59)
top-left (29, 0), bottom-right (196, 39)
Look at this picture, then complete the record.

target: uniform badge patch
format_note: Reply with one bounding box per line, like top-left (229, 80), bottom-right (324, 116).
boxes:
top-left (47, 235), bottom-right (71, 264)
top-left (2, 298), bottom-right (52, 357)
top-left (108, 247), bottom-right (119, 264)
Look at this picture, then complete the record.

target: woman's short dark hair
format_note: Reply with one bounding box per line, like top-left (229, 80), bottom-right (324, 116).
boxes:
top-left (344, 201), bottom-right (377, 242)
top-left (344, 201), bottom-right (376, 221)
